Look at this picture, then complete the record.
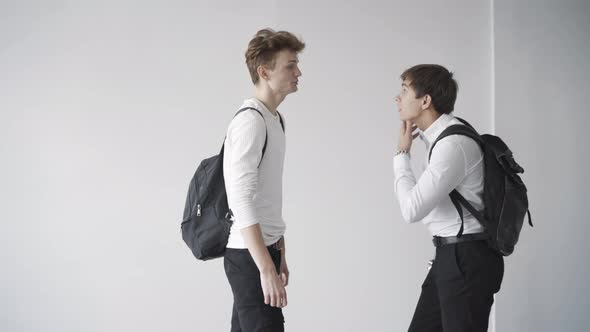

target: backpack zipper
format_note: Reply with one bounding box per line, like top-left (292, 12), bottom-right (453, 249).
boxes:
top-left (197, 204), bottom-right (201, 217)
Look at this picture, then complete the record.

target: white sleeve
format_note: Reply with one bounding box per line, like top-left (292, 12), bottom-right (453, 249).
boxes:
top-left (224, 111), bottom-right (266, 229)
top-left (393, 139), bottom-right (469, 223)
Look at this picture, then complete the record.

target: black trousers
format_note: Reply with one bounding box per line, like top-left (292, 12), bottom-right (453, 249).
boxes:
top-left (408, 240), bottom-right (504, 332)
top-left (224, 246), bottom-right (284, 332)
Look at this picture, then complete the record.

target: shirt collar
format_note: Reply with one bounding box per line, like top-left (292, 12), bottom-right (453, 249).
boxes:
top-left (422, 113), bottom-right (454, 145)
top-left (246, 98), bottom-right (279, 120)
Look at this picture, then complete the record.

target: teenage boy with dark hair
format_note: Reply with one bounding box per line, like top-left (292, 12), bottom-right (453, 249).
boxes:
top-left (394, 64), bottom-right (504, 332)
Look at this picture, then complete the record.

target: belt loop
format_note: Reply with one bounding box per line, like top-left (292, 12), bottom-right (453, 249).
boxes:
top-left (277, 235), bottom-right (284, 251)
top-left (269, 236), bottom-right (283, 251)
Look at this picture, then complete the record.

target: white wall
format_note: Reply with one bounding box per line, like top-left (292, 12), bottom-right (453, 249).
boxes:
top-left (494, 0), bottom-right (590, 331)
top-left (1, 1), bottom-right (492, 331)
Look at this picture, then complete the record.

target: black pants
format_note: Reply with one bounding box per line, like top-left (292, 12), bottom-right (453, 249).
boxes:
top-left (408, 240), bottom-right (504, 332)
top-left (224, 246), bottom-right (284, 332)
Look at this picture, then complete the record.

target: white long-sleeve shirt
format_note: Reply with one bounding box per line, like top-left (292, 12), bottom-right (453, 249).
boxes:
top-left (394, 114), bottom-right (485, 237)
top-left (223, 98), bottom-right (286, 249)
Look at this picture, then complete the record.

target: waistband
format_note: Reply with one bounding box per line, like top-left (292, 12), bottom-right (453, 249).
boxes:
top-left (432, 232), bottom-right (488, 247)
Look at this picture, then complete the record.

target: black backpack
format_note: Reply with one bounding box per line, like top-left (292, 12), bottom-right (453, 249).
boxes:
top-left (181, 107), bottom-right (284, 260)
top-left (429, 117), bottom-right (532, 256)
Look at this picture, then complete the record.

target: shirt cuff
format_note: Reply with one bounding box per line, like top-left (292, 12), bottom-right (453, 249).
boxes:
top-left (393, 153), bottom-right (411, 172)
top-left (231, 205), bottom-right (260, 230)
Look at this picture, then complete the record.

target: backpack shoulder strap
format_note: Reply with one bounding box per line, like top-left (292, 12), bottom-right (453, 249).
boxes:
top-left (428, 118), bottom-right (485, 237)
top-left (449, 189), bottom-right (487, 236)
top-left (277, 111), bottom-right (285, 132)
top-left (233, 107), bottom-right (268, 168)
top-left (428, 123), bottom-right (483, 162)
top-left (454, 116), bottom-right (475, 129)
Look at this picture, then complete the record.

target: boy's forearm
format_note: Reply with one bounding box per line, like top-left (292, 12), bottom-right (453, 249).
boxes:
top-left (240, 224), bottom-right (276, 274)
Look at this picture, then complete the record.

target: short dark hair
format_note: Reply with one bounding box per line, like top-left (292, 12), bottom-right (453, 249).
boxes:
top-left (400, 64), bottom-right (458, 115)
top-left (245, 28), bottom-right (305, 84)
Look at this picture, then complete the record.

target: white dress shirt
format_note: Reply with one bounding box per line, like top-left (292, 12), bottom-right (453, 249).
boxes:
top-left (223, 98), bottom-right (286, 248)
top-left (393, 114), bottom-right (485, 237)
